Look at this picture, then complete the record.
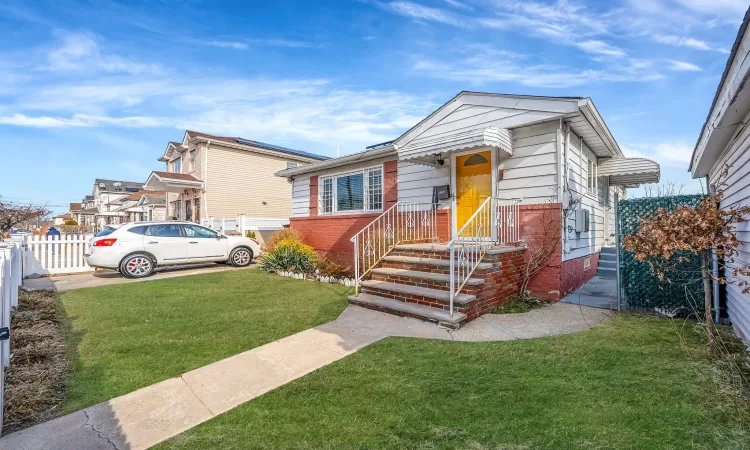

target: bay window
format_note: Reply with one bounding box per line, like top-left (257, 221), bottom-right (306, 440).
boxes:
top-left (319, 166), bottom-right (383, 214)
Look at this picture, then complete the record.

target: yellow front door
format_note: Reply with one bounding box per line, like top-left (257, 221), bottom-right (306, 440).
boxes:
top-left (456, 150), bottom-right (492, 234)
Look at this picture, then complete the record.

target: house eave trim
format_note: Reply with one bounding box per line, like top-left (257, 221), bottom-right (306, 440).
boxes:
top-left (275, 146), bottom-right (396, 178)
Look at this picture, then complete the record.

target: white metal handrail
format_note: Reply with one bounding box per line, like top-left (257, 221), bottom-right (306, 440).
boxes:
top-left (448, 197), bottom-right (521, 318)
top-left (351, 202), bottom-right (439, 293)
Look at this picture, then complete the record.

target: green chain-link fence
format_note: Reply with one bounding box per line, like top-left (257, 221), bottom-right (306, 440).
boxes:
top-left (617, 194), bottom-right (707, 317)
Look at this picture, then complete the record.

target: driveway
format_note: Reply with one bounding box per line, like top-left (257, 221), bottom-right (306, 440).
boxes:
top-left (22, 263), bottom-right (256, 292)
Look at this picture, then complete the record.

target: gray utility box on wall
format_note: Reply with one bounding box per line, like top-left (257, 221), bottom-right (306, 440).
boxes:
top-left (575, 208), bottom-right (590, 233)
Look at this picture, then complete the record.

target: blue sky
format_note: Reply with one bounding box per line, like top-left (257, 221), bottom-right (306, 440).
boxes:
top-left (0, 0), bottom-right (747, 214)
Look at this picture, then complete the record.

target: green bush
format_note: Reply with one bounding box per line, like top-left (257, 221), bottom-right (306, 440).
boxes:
top-left (260, 246), bottom-right (316, 273)
top-left (245, 231), bottom-right (256, 239)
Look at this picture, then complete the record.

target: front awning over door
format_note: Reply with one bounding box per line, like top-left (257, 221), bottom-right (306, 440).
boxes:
top-left (144, 171), bottom-right (204, 193)
top-left (598, 158), bottom-right (660, 186)
top-left (398, 126), bottom-right (513, 162)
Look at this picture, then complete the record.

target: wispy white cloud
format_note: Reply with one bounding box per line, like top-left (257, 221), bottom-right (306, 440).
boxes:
top-left (622, 141), bottom-right (694, 167)
top-left (575, 40), bottom-right (626, 57)
top-left (207, 40), bottom-right (249, 50)
top-left (389, 1), bottom-right (466, 27)
top-left (676, 0), bottom-right (748, 15)
top-left (441, 0), bottom-right (474, 11)
top-left (46, 32), bottom-right (162, 75)
top-left (667, 60), bottom-right (702, 71)
top-left (653, 34), bottom-right (729, 53)
top-left (411, 51), bottom-right (663, 88)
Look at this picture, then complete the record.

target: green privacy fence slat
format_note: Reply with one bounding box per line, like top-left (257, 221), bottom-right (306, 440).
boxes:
top-left (617, 195), bottom-right (707, 316)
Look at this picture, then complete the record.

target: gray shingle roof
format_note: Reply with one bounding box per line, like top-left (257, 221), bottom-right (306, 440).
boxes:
top-left (94, 178), bottom-right (144, 192)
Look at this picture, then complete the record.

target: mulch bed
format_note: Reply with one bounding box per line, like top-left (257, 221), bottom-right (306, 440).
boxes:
top-left (2, 290), bottom-right (68, 436)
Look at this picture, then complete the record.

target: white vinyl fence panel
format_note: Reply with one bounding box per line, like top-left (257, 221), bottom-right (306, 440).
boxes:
top-left (201, 215), bottom-right (289, 236)
top-left (23, 234), bottom-right (93, 277)
top-left (0, 242), bottom-right (23, 436)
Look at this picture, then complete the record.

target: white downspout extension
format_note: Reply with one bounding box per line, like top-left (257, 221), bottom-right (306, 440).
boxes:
top-left (561, 122), bottom-right (570, 256)
top-left (203, 140), bottom-right (211, 221)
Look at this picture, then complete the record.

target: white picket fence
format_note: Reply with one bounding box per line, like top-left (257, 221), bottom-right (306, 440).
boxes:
top-left (0, 242), bottom-right (23, 436)
top-left (16, 234), bottom-right (93, 278)
top-left (201, 215), bottom-right (289, 235)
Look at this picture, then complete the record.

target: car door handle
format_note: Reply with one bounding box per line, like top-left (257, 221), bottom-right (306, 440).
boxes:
top-left (189, 241), bottom-right (198, 244)
top-left (147, 241), bottom-right (159, 244)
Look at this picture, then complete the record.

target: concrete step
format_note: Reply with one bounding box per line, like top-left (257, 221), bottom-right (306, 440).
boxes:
top-left (598, 260), bottom-right (616, 268)
top-left (600, 247), bottom-right (617, 255)
top-left (597, 267), bottom-right (617, 276)
top-left (382, 255), bottom-right (494, 271)
top-left (360, 280), bottom-right (477, 305)
top-left (371, 267), bottom-right (485, 286)
top-left (348, 293), bottom-right (467, 329)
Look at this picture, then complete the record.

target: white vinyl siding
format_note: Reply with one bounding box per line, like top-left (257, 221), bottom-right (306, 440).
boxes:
top-left (708, 108), bottom-right (750, 344)
top-left (497, 121), bottom-right (559, 204)
top-left (564, 132), bottom-right (608, 261)
top-left (397, 161), bottom-right (451, 208)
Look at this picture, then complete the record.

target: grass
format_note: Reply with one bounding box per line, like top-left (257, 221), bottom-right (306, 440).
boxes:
top-left (3, 291), bottom-right (67, 435)
top-left (157, 314), bottom-right (750, 450)
top-left (59, 269), bottom-right (350, 413)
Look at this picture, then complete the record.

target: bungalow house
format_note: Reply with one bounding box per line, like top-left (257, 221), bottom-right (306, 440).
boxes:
top-left (74, 196), bottom-right (98, 226)
top-left (277, 91), bottom-right (660, 328)
top-left (143, 130), bottom-right (329, 244)
top-left (690, 7), bottom-right (750, 344)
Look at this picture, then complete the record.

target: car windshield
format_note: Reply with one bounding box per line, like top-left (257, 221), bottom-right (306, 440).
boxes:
top-left (95, 227), bottom-right (116, 237)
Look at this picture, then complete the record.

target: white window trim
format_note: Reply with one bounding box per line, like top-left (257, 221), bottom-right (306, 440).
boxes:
top-left (172, 157), bottom-right (182, 174)
top-left (189, 150), bottom-right (197, 172)
top-left (584, 155), bottom-right (598, 199)
top-left (286, 161), bottom-right (299, 170)
top-left (318, 165), bottom-right (384, 215)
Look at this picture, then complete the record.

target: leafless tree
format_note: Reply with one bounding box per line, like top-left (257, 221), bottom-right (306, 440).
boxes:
top-left (643, 181), bottom-right (688, 198)
top-left (0, 199), bottom-right (51, 236)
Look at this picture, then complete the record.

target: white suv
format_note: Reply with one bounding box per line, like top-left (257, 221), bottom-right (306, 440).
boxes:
top-left (85, 221), bottom-right (261, 278)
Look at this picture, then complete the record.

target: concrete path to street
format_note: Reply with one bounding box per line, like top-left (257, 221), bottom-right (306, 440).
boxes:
top-left (22, 263), bottom-right (255, 292)
top-left (1, 303), bottom-right (611, 450)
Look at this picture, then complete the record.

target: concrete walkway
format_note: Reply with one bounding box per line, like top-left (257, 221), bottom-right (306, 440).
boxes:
top-left (22, 263), bottom-right (255, 292)
top-left (561, 275), bottom-right (619, 310)
top-left (1, 303), bottom-right (611, 450)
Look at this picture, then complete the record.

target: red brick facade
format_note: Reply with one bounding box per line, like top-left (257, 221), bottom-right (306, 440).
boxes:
top-left (361, 245), bottom-right (526, 323)
top-left (517, 203), bottom-right (598, 301)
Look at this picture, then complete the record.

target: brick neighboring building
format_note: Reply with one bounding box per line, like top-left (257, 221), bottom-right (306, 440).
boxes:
top-left (277, 91), bottom-right (660, 327)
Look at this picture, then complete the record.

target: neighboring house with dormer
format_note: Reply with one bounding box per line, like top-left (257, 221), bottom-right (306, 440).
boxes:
top-left (85, 178), bottom-right (144, 228)
top-left (143, 130), bottom-right (329, 241)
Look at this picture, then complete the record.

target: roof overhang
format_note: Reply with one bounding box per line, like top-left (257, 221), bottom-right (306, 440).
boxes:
top-left (599, 157), bottom-right (660, 186)
top-left (399, 126), bottom-right (513, 161)
top-left (690, 8), bottom-right (750, 178)
top-left (187, 134), bottom-right (326, 164)
top-left (144, 172), bottom-right (204, 193)
top-left (276, 146), bottom-right (396, 178)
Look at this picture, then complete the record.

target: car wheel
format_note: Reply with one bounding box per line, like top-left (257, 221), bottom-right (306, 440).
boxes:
top-left (120, 253), bottom-right (155, 278)
top-left (229, 247), bottom-right (253, 267)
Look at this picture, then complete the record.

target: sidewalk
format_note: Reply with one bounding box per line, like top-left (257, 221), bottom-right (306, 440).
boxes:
top-left (1, 303), bottom-right (610, 450)
top-left (22, 263), bottom-right (254, 292)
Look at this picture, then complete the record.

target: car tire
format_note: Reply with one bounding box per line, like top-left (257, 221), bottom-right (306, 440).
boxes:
top-left (228, 247), bottom-right (254, 267)
top-left (120, 253), bottom-right (156, 278)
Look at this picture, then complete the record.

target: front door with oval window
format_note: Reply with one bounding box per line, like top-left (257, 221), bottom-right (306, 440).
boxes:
top-left (456, 150), bottom-right (492, 236)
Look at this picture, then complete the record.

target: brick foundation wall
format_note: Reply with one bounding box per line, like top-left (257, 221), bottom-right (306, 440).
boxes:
top-left (518, 203), bottom-right (563, 301)
top-left (560, 252), bottom-right (599, 297)
top-left (291, 210), bottom-right (451, 265)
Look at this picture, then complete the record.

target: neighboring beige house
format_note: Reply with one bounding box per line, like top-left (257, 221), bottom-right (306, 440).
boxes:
top-left (110, 190), bottom-right (167, 222)
top-left (144, 130), bottom-right (329, 240)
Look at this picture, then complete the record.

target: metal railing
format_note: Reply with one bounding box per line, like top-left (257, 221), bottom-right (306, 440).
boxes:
top-left (351, 202), bottom-right (439, 293)
top-left (448, 197), bottom-right (521, 318)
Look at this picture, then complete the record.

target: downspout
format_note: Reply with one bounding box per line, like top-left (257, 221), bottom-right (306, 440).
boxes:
top-left (707, 175), bottom-right (721, 323)
top-left (561, 121), bottom-right (570, 257)
top-left (203, 140), bottom-right (211, 220)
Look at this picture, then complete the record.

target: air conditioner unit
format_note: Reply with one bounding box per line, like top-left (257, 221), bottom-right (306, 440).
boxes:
top-left (575, 208), bottom-right (590, 233)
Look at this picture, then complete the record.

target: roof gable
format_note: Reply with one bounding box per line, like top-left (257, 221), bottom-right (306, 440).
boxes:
top-left (393, 92), bottom-right (581, 151)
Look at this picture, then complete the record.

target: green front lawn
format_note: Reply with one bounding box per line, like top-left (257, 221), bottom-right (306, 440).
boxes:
top-left (158, 314), bottom-right (750, 450)
top-left (60, 269), bottom-right (350, 412)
